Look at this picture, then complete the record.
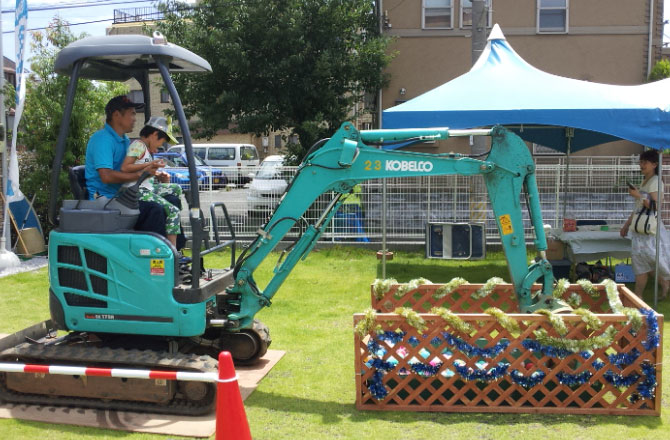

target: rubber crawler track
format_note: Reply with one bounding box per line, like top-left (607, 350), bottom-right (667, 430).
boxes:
top-left (0, 341), bottom-right (218, 415)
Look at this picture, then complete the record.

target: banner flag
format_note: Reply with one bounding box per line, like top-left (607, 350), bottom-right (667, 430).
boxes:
top-left (7, 0), bottom-right (27, 202)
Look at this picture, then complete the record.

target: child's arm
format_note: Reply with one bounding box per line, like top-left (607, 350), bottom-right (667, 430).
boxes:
top-left (120, 157), bottom-right (165, 174)
top-left (120, 155), bottom-right (148, 173)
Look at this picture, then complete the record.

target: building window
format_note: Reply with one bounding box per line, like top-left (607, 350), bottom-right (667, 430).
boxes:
top-left (460, 0), bottom-right (492, 28)
top-left (274, 135), bottom-right (282, 148)
top-left (423, 0), bottom-right (453, 29)
top-left (160, 89), bottom-right (170, 103)
top-left (127, 90), bottom-right (144, 112)
top-left (537, 0), bottom-right (568, 33)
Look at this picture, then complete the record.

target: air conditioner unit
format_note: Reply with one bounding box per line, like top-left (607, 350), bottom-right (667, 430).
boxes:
top-left (426, 222), bottom-right (485, 260)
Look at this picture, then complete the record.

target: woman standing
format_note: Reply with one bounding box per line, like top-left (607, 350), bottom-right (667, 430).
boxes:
top-left (620, 150), bottom-right (670, 299)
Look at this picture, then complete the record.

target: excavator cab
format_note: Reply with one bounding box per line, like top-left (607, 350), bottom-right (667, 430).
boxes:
top-left (46, 31), bottom-right (249, 340)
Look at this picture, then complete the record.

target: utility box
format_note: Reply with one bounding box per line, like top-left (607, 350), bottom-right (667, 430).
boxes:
top-left (426, 222), bottom-right (485, 260)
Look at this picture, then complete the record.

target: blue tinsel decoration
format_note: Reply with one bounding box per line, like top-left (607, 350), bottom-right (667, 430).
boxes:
top-left (603, 370), bottom-right (641, 387)
top-left (521, 339), bottom-right (575, 358)
top-left (430, 336), bottom-right (442, 346)
top-left (635, 362), bottom-right (657, 401)
top-left (367, 371), bottom-right (388, 400)
top-left (556, 370), bottom-right (593, 386)
top-left (453, 362), bottom-right (510, 382)
top-left (377, 330), bottom-right (406, 344)
top-left (441, 332), bottom-right (509, 358)
top-left (640, 308), bottom-right (660, 351)
top-left (592, 360), bottom-right (605, 371)
top-left (410, 362), bottom-right (443, 377)
top-left (408, 336), bottom-right (420, 346)
top-left (368, 358), bottom-right (396, 372)
top-left (509, 369), bottom-right (546, 388)
top-left (608, 348), bottom-right (640, 368)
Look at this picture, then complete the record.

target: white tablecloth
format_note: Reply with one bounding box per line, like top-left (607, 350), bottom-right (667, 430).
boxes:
top-left (557, 231), bottom-right (631, 263)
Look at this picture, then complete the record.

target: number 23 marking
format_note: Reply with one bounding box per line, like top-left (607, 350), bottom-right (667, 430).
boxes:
top-left (364, 160), bottom-right (381, 171)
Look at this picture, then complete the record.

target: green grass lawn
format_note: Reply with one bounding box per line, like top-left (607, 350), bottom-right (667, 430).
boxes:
top-left (0, 247), bottom-right (667, 439)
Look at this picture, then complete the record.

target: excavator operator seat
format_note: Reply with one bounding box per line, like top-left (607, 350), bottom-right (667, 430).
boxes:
top-left (68, 165), bottom-right (88, 200)
top-left (59, 165), bottom-right (140, 233)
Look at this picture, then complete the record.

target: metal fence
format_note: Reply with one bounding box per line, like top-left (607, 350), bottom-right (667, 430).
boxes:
top-left (182, 156), bottom-right (659, 246)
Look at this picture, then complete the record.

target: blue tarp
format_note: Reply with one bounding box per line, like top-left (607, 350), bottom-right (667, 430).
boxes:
top-left (382, 24), bottom-right (670, 152)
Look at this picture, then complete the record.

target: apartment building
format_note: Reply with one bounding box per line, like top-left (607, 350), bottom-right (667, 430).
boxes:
top-left (381, 0), bottom-right (665, 155)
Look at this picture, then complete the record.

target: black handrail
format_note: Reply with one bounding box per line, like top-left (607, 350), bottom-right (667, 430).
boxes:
top-left (207, 202), bottom-right (236, 268)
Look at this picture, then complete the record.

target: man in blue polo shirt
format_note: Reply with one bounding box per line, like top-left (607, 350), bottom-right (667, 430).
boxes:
top-left (85, 95), bottom-right (164, 197)
top-left (85, 95), bottom-right (167, 235)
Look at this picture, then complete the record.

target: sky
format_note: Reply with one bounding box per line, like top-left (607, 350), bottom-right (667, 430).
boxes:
top-left (0, 0), bottom-right (668, 65)
top-left (0, 0), bottom-right (187, 63)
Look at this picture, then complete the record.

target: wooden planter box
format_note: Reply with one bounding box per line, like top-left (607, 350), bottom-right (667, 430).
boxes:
top-left (355, 283), bottom-right (663, 415)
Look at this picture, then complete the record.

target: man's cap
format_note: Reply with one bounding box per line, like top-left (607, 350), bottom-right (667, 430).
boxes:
top-left (105, 95), bottom-right (144, 118)
top-left (145, 116), bottom-right (178, 145)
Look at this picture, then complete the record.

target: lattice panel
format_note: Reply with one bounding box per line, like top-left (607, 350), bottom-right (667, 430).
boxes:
top-left (371, 283), bottom-right (628, 314)
top-left (355, 284), bottom-right (662, 415)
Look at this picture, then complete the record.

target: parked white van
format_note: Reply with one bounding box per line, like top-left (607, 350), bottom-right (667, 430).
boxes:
top-left (168, 143), bottom-right (260, 183)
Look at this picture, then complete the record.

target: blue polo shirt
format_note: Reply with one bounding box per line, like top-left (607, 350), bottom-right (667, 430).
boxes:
top-left (85, 123), bottom-right (130, 199)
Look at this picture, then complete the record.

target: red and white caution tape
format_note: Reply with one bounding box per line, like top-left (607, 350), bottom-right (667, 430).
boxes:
top-left (0, 362), bottom-right (221, 383)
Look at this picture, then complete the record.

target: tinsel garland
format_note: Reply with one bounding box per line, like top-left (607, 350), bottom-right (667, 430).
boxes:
top-left (433, 277), bottom-right (468, 300)
top-left (635, 362), bottom-right (657, 400)
top-left (533, 326), bottom-right (618, 353)
top-left (367, 357), bottom-right (396, 372)
top-left (566, 292), bottom-right (582, 308)
top-left (394, 307), bottom-right (427, 333)
top-left (573, 308), bottom-right (603, 330)
top-left (556, 370), bottom-right (593, 386)
top-left (472, 277), bottom-right (505, 299)
top-left (368, 371), bottom-right (388, 400)
top-left (602, 279), bottom-right (624, 312)
top-left (410, 362), bottom-right (443, 377)
top-left (640, 308), bottom-right (660, 351)
top-left (509, 369), bottom-right (546, 388)
top-left (553, 278), bottom-right (570, 299)
top-left (442, 331), bottom-right (509, 358)
top-left (453, 359), bottom-right (510, 382)
top-left (522, 339), bottom-right (578, 359)
top-left (393, 277), bottom-right (432, 299)
top-left (355, 308), bottom-right (379, 337)
top-left (577, 279), bottom-right (600, 298)
top-left (377, 330), bottom-right (406, 344)
top-left (372, 278), bottom-right (398, 300)
top-left (485, 307), bottom-right (520, 334)
top-left (608, 348), bottom-right (640, 368)
top-left (603, 370), bottom-right (641, 387)
top-left (430, 307), bottom-right (474, 334)
top-left (602, 280), bottom-right (643, 332)
top-left (535, 309), bottom-right (569, 336)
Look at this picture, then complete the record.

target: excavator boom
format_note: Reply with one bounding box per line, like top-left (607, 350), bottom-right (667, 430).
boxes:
top-left (222, 123), bottom-right (567, 331)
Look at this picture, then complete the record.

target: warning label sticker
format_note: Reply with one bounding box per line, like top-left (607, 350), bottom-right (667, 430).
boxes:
top-left (150, 259), bottom-right (165, 275)
top-left (499, 214), bottom-right (513, 235)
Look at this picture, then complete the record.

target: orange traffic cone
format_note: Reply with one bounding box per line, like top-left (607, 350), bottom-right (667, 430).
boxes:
top-left (216, 351), bottom-right (252, 440)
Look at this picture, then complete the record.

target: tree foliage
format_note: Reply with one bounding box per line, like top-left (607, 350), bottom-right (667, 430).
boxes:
top-left (648, 58), bottom-right (670, 82)
top-left (158, 0), bottom-right (392, 163)
top-left (9, 19), bottom-right (126, 229)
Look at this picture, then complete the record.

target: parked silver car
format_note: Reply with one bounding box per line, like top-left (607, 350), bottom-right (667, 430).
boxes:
top-left (246, 155), bottom-right (287, 214)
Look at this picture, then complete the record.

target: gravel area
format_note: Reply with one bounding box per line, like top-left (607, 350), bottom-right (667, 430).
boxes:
top-left (0, 255), bottom-right (48, 278)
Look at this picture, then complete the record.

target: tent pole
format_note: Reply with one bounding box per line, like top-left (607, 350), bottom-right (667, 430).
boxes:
top-left (561, 128), bottom-right (574, 223)
top-left (654, 150), bottom-right (662, 308)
